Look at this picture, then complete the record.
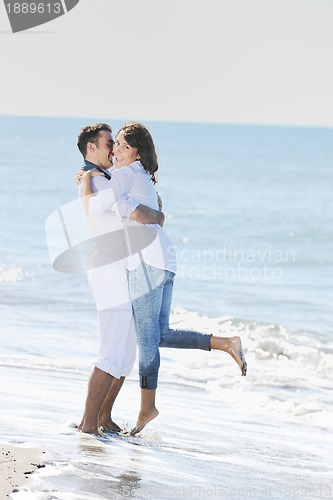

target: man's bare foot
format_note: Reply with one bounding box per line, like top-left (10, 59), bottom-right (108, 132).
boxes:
top-left (227, 336), bottom-right (247, 376)
top-left (130, 407), bottom-right (159, 436)
top-left (77, 422), bottom-right (105, 436)
top-left (99, 419), bottom-right (122, 434)
top-left (77, 427), bottom-right (102, 436)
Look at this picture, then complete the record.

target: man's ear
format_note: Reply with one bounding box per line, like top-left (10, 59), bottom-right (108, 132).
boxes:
top-left (87, 141), bottom-right (96, 153)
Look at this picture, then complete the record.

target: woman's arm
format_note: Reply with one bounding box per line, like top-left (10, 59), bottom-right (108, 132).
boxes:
top-left (80, 167), bottom-right (133, 216)
top-left (90, 169), bottom-right (133, 216)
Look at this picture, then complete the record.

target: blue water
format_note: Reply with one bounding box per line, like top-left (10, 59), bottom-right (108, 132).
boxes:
top-left (155, 122), bottom-right (333, 335)
top-left (1, 116), bottom-right (332, 337)
top-left (0, 116), bottom-right (332, 499)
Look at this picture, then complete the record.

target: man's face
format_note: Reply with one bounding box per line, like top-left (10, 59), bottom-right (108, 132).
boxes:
top-left (91, 130), bottom-right (114, 169)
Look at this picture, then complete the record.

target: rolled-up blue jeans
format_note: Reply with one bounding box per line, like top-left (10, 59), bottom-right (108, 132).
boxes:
top-left (128, 263), bottom-right (211, 390)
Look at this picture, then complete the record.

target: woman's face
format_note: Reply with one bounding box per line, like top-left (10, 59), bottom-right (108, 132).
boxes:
top-left (113, 131), bottom-right (139, 169)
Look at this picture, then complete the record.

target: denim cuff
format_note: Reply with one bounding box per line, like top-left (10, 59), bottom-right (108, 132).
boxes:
top-left (140, 375), bottom-right (158, 390)
top-left (198, 334), bottom-right (212, 351)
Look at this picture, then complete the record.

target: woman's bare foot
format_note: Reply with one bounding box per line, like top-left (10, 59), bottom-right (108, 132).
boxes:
top-left (99, 418), bottom-right (122, 433)
top-left (211, 335), bottom-right (247, 375)
top-left (130, 407), bottom-right (159, 436)
top-left (227, 336), bottom-right (247, 375)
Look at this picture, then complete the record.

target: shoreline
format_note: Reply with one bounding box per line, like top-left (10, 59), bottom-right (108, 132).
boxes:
top-left (0, 444), bottom-right (45, 498)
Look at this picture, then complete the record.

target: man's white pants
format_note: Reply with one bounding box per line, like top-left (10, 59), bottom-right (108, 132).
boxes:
top-left (88, 264), bottom-right (136, 379)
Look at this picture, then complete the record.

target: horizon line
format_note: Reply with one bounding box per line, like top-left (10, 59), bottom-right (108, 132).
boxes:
top-left (0, 113), bottom-right (332, 131)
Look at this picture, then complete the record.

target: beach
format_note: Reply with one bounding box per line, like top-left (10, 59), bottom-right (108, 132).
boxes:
top-left (0, 116), bottom-right (332, 498)
top-left (0, 358), bottom-right (332, 499)
top-left (0, 444), bottom-right (44, 498)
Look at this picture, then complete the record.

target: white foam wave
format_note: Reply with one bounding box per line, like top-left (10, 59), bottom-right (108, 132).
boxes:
top-left (247, 324), bottom-right (333, 380)
top-left (1, 307), bottom-right (331, 431)
top-left (170, 307), bottom-right (333, 380)
top-left (0, 264), bottom-right (32, 283)
top-left (166, 308), bottom-right (333, 428)
top-left (0, 355), bottom-right (89, 376)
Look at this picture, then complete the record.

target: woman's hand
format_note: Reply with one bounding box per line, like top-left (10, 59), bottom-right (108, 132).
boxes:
top-left (75, 170), bottom-right (84, 185)
top-left (90, 168), bottom-right (104, 178)
top-left (75, 169), bottom-right (104, 185)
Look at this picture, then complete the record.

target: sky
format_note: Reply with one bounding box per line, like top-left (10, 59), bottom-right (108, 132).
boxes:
top-left (0, 0), bottom-right (332, 127)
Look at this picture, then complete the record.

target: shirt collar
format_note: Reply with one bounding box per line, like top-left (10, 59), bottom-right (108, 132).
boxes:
top-left (81, 160), bottom-right (113, 180)
top-left (129, 160), bottom-right (144, 170)
top-left (81, 159), bottom-right (99, 171)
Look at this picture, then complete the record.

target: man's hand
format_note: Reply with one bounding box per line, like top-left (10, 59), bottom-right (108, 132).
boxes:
top-left (131, 205), bottom-right (165, 227)
top-left (156, 211), bottom-right (165, 227)
top-left (157, 193), bottom-right (163, 211)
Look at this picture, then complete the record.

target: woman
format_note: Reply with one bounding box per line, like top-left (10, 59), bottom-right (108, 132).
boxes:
top-left (80, 122), bottom-right (247, 435)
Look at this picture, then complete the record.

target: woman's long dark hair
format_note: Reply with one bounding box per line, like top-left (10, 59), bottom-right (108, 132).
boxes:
top-left (116, 122), bottom-right (158, 184)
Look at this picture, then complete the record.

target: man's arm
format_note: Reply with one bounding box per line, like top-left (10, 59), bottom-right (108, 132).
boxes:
top-left (79, 169), bottom-right (164, 226)
top-left (116, 192), bottom-right (165, 227)
top-left (131, 205), bottom-right (165, 227)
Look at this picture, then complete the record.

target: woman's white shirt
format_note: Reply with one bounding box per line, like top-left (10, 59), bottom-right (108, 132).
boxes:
top-left (88, 161), bottom-right (177, 274)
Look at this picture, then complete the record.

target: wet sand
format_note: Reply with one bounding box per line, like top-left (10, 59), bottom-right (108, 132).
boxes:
top-left (0, 444), bottom-right (44, 498)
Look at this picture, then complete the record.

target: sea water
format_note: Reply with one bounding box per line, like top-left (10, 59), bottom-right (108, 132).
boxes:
top-left (0, 116), bottom-right (332, 499)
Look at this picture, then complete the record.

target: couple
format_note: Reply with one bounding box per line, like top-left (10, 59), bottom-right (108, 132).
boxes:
top-left (76, 122), bottom-right (247, 437)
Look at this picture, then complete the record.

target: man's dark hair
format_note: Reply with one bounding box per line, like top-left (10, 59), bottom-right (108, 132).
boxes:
top-left (77, 123), bottom-right (112, 158)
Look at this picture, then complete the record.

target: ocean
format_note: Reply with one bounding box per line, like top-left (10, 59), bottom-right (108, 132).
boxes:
top-left (0, 116), bottom-right (332, 499)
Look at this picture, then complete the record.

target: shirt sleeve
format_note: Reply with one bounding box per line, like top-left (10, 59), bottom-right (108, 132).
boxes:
top-left (91, 175), bottom-right (110, 192)
top-left (113, 196), bottom-right (141, 220)
top-left (88, 167), bottom-right (135, 216)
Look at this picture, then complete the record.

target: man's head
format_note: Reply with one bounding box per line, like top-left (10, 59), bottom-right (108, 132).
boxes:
top-left (77, 123), bottom-right (114, 169)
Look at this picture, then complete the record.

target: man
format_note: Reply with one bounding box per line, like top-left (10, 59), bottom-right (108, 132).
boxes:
top-left (76, 123), bottom-right (163, 435)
